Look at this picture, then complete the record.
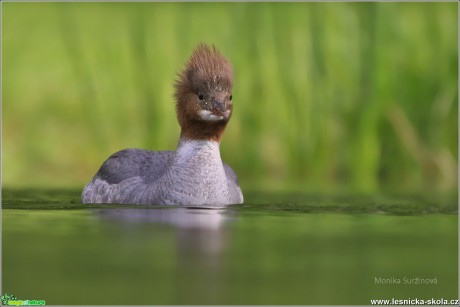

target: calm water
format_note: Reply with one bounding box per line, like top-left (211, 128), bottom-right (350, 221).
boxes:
top-left (2, 189), bottom-right (458, 305)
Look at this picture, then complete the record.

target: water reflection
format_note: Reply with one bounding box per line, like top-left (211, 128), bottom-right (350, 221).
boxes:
top-left (94, 207), bottom-right (236, 303)
top-left (94, 207), bottom-right (235, 229)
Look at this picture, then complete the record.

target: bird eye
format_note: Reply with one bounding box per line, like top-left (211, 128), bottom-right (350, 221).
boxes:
top-left (229, 94), bottom-right (233, 101)
top-left (198, 94), bottom-right (204, 100)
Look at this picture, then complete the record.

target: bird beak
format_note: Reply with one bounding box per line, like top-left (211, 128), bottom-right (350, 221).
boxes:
top-left (211, 100), bottom-right (230, 120)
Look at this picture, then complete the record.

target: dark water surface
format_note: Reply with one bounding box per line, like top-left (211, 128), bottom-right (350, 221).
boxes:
top-left (2, 189), bottom-right (458, 305)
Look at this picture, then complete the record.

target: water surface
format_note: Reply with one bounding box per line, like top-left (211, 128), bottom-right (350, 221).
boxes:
top-left (2, 189), bottom-right (458, 305)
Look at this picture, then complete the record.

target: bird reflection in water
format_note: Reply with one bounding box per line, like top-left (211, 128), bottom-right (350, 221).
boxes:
top-left (94, 207), bottom-right (236, 304)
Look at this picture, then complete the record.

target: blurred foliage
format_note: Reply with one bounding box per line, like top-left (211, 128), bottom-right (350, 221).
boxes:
top-left (2, 2), bottom-right (458, 192)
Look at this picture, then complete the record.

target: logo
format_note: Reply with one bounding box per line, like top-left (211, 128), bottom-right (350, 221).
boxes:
top-left (1, 294), bottom-right (17, 305)
top-left (0, 293), bottom-right (46, 306)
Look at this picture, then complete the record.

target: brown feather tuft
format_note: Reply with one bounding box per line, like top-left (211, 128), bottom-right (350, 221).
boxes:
top-left (174, 44), bottom-right (234, 142)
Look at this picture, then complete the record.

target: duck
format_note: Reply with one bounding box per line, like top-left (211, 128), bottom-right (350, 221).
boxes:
top-left (82, 44), bottom-right (243, 206)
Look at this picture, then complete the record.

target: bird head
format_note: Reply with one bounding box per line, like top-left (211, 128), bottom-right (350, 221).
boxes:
top-left (174, 44), bottom-right (233, 142)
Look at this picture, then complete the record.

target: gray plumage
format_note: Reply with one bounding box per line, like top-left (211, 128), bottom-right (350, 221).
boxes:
top-left (82, 140), bottom-right (243, 206)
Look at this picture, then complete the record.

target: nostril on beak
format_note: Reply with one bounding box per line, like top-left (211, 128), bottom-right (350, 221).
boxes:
top-left (212, 100), bottom-right (227, 114)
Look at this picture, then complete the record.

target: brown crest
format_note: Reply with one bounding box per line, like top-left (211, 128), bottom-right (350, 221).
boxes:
top-left (174, 44), bottom-right (234, 142)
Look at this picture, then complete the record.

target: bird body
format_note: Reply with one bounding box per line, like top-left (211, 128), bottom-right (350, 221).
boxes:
top-left (82, 44), bottom-right (243, 205)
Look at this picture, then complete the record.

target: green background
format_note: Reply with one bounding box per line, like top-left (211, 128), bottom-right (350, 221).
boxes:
top-left (3, 2), bottom-right (458, 193)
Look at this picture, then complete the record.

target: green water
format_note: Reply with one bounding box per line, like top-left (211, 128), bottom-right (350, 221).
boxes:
top-left (2, 190), bottom-right (458, 305)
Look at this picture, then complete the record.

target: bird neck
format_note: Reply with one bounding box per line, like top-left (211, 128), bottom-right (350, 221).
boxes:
top-left (174, 138), bottom-right (223, 169)
top-left (179, 120), bottom-right (228, 143)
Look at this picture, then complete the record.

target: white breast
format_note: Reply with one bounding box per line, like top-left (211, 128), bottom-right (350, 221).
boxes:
top-left (157, 139), bottom-right (233, 206)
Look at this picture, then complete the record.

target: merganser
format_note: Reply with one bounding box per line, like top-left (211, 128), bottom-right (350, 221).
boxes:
top-left (82, 44), bottom-right (243, 206)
